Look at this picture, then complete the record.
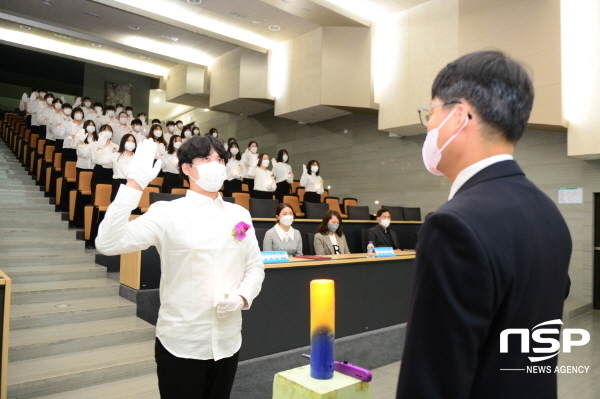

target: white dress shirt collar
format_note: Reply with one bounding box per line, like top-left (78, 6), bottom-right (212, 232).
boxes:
top-left (448, 154), bottom-right (514, 200)
top-left (274, 223), bottom-right (294, 241)
top-left (185, 188), bottom-right (225, 208)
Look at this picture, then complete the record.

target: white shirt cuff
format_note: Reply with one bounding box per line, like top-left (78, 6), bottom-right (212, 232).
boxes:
top-left (113, 184), bottom-right (143, 209)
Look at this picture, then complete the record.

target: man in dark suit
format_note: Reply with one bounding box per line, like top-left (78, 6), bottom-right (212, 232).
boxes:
top-left (396, 51), bottom-right (572, 399)
top-left (366, 208), bottom-right (400, 249)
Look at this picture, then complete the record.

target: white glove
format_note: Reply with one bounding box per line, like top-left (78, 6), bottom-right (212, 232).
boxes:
top-left (216, 294), bottom-right (244, 319)
top-left (32, 92), bottom-right (39, 99)
top-left (61, 96), bottom-right (65, 103)
top-left (21, 93), bottom-right (29, 102)
top-left (73, 97), bottom-right (82, 107)
top-left (127, 138), bottom-right (163, 189)
top-left (302, 164), bottom-right (307, 174)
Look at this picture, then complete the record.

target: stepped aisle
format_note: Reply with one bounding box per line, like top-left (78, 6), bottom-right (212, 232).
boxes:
top-left (0, 140), bottom-right (159, 398)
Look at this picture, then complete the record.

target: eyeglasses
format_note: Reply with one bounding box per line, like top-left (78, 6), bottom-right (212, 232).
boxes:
top-left (417, 101), bottom-right (462, 127)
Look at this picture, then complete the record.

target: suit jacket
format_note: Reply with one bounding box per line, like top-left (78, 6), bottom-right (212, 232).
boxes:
top-left (396, 160), bottom-right (571, 399)
top-left (366, 225), bottom-right (400, 249)
top-left (314, 232), bottom-right (350, 255)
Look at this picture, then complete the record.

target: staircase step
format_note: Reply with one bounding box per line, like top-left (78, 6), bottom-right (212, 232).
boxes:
top-left (8, 341), bottom-right (156, 399)
top-left (0, 196), bottom-right (50, 204)
top-left (0, 219), bottom-right (67, 229)
top-left (33, 373), bottom-right (159, 399)
top-left (0, 211), bottom-right (62, 221)
top-left (0, 241), bottom-right (84, 252)
top-left (2, 264), bottom-right (106, 283)
top-left (0, 190), bottom-right (45, 197)
top-left (2, 253), bottom-right (94, 266)
top-left (11, 278), bottom-right (120, 304)
top-left (9, 316), bottom-right (155, 361)
top-left (0, 204), bottom-right (57, 212)
top-left (0, 229), bottom-right (77, 240)
top-left (0, 183), bottom-right (40, 191)
top-left (11, 296), bottom-right (136, 330)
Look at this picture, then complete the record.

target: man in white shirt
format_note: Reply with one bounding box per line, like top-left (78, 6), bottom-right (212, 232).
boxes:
top-left (111, 111), bottom-right (131, 145)
top-left (96, 135), bottom-right (264, 398)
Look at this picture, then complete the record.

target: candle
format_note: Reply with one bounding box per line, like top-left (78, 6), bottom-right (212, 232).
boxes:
top-left (310, 279), bottom-right (335, 379)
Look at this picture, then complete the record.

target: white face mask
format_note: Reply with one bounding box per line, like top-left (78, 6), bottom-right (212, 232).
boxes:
top-left (32, 92), bottom-right (39, 98)
top-left (116, 107), bottom-right (123, 114)
top-left (107, 110), bottom-right (115, 117)
top-left (174, 142), bottom-right (182, 149)
top-left (154, 130), bottom-right (163, 138)
top-left (86, 125), bottom-right (95, 133)
top-left (193, 129), bottom-right (199, 134)
top-left (421, 108), bottom-right (467, 176)
top-left (261, 159), bottom-right (270, 168)
top-left (311, 165), bottom-right (319, 173)
top-left (54, 103), bottom-right (62, 109)
top-left (189, 162), bottom-right (227, 192)
top-left (168, 126), bottom-right (175, 132)
top-left (177, 123), bottom-right (183, 129)
top-left (139, 116), bottom-right (146, 122)
top-left (282, 155), bottom-right (289, 162)
top-left (120, 117), bottom-right (128, 124)
top-left (39, 92), bottom-right (47, 98)
top-left (279, 215), bottom-right (294, 226)
top-left (328, 223), bottom-right (339, 232)
top-left (84, 101), bottom-right (91, 107)
top-left (134, 125), bottom-right (141, 132)
top-left (230, 148), bottom-right (239, 155)
top-left (250, 146), bottom-right (258, 154)
top-left (74, 113), bottom-right (83, 121)
top-left (63, 109), bottom-right (72, 115)
top-left (46, 98), bottom-right (54, 104)
top-left (380, 219), bottom-right (391, 228)
top-left (124, 142), bottom-right (136, 152)
top-left (184, 130), bottom-right (192, 138)
top-left (102, 131), bottom-right (113, 141)
top-left (127, 110), bottom-right (133, 116)
top-left (212, 132), bottom-right (218, 138)
top-left (95, 107), bottom-right (102, 113)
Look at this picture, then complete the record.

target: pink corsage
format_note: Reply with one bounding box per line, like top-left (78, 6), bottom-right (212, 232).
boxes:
top-left (232, 221), bottom-right (252, 241)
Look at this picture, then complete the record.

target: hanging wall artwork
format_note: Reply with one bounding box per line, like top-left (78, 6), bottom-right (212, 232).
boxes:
top-left (105, 82), bottom-right (131, 106)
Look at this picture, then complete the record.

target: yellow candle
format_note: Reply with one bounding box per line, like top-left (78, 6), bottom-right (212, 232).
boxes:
top-left (310, 279), bottom-right (335, 379)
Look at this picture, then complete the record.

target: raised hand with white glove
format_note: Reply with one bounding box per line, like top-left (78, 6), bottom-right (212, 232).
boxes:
top-left (127, 138), bottom-right (163, 190)
top-left (73, 97), bottom-right (82, 108)
top-left (77, 128), bottom-right (87, 143)
top-left (21, 93), bottom-right (29, 102)
top-left (216, 293), bottom-right (245, 319)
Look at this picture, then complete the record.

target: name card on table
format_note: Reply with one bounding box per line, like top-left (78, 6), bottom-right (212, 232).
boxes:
top-left (374, 247), bottom-right (395, 258)
top-left (261, 251), bottom-right (290, 264)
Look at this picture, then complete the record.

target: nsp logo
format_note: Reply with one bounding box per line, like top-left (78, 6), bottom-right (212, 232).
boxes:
top-left (500, 319), bottom-right (590, 362)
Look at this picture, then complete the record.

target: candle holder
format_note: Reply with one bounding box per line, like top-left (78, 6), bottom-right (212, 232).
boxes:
top-left (310, 279), bottom-right (335, 380)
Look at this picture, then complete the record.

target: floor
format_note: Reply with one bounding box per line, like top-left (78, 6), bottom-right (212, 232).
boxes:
top-left (369, 310), bottom-right (600, 399)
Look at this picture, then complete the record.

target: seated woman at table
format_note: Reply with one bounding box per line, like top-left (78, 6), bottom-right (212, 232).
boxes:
top-left (314, 210), bottom-right (351, 255)
top-left (263, 203), bottom-right (303, 257)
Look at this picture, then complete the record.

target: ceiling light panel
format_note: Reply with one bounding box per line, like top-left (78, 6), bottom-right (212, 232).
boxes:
top-left (0, 19), bottom-right (169, 76)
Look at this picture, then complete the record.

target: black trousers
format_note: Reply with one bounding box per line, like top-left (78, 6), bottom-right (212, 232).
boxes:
top-left (155, 338), bottom-right (239, 399)
top-left (242, 177), bottom-right (254, 194)
top-left (274, 181), bottom-right (291, 201)
top-left (304, 191), bottom-right (321, 203)
top-left (253, 190), bottom-right (274, 200)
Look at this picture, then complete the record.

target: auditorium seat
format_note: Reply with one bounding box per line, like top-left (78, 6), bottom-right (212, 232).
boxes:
top-left (56, 161), bottom-right (77, 211)
top-left (347, 206), bottom-right (371, 221)
top-left (306, 232), bottom-right (316, 255)
top-left (255, 228), bottom-right (268, 251)
top-left (232, 191), bottom-right (250, 211)
top-left (137, 186), bottom-right (160, 213)
top-left (320, 190), bottom-right (329, 202)
top-left (84, 183), bottom-right (112, 247)
top-left (402, 207), bottom-right (421, 221)
top-left (382, 205), bottom-right (404, 221)
top-left (296, 187), bottom-right (305, 204)
top-left (170, 188), bottom-right (187, 195)
top-left (291, 180), bottom-right (300, 194)
top-left (37, 144), bottom-right (54, 185)
top-left (342, 198), bottom-right (358, 214)
top-left (324, 197), bottom-right (347, 218)
top-left (45, 152), bottom-right (62, 195)
top-left (69, 170), bottom-right (93, 226)
top-left (250, 198), bottom-right (279, 218)
top-left (305, 202), bottom-right (329, 220)
top-left (282, 194), bottom-right (305, 218)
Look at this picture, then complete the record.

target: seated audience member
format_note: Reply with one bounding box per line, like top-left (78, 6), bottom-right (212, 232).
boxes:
top-left (253, 153), bottom-right (276, 199)
top-left (314, 210), bottom-right (350, 255)
top-left (263, 203), bottom-right (302, 256)
top-left (300, 160), bottom-right (324, 203)
top-left (366, 208), bottom-right (400, 249)
top-left (162, 135), bottom-right (184, 193)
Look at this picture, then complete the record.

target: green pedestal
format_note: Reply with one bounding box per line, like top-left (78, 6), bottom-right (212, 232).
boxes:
top-left (273, 365), bottom-right (372, 399)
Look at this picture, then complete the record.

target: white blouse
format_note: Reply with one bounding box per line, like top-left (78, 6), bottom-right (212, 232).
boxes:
top-left (62, 121), bottom-right (85, 149)
top-left (272, 161), bottom-right (293, 184)
top-left (241, 150), bottom-right (259, 179)
top-left (161, 152), bottom-right (180, 174)
top-left (300, 171), bottom-right (324, 194)
top-left (109, 152), bottom-right (134, 179)
top-left (75, 137), bottom-right (99, 170)
top-left (253, 168), bottom-right (276, 192)
top-left (226, 159), bottom-right (244, 181)
top-left (93, 141), bottom-right (120, 169)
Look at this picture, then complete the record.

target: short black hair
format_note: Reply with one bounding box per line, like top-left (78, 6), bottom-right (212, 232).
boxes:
top-left (45, 93), bottom-right (54, 100)
top-left (307, 160), bottom-right (319, 176)
top-left (116, 103), bottom-right (123, 108)
top-left (83, 97), bottom-right (91, 101)
top-left (131, 119), bottom-right (142, 126)
top-left (152, 118), bottom-right (161, 124)
top-left (431, 50), bottom-right (533, 143)
top-left (105, 105), bottom-right (116, 111)
top-left (178, 135), bottom-right (227, 182)
top-left (125, 106), bottom-right (133, 111)
top-left (376, 208), bottom-right (391, 218)
top-left (166, 121), bottom-right (175, 126)
top-left (62, 103), bottom-right (72, 110)
top-left (72, 107), bottom-right (84, 117)
top-left (93, 102), bottom-right (103, 109)
top-left (276, 149), bottom-right (289, 163)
